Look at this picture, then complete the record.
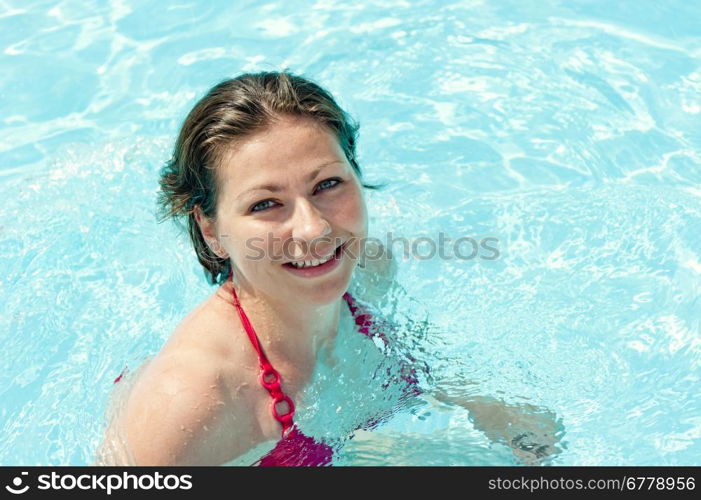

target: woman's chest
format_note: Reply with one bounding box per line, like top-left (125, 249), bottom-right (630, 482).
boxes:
top-left (292, 306), bottom-right (410, 439)
top-left (234, 300), bottom-right (413, 444)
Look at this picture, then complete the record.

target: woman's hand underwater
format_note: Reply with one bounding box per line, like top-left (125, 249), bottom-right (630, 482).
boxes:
top-left (432, 392), bottom-right (565, 465)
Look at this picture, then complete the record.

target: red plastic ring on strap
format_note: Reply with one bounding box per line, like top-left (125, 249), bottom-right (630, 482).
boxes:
top-left (260, 367), bottom-right (281, 392)
top-left (271, 393), bottom-right (295, 423)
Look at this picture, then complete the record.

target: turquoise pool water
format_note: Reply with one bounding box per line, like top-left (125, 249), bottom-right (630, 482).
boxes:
top-left (1, 0), bottom-right (700, 465)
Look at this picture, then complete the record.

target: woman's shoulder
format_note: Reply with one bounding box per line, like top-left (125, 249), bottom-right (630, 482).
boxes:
top-left (162, 286), bottom-right (250, 365)
top-left (121, 343), bottom-right (261, 464)
top-left (118, 293), bottom-right (261, 465)
top-left (146, 287), bottom-right (258, 409)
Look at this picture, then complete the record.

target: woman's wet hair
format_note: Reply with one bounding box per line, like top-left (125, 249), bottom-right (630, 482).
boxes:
top-left (157, 70), bottom-right (378, 285)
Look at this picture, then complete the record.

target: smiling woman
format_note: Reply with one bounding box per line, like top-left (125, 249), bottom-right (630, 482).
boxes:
top-left (93, 71), bottom-right (392, 465)
top-left (94, 71), bottom-right (563, 466)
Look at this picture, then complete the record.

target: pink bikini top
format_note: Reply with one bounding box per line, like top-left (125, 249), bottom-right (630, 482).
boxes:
top-left (230, 282), bottom-right (422, 466)
top-left (229, 282), bottom-right (297, 437)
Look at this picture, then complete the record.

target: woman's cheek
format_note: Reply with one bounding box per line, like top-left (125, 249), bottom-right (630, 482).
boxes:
top-left (344, 195), bottom-right (368, 262)
top-left (351, 192), bottom-right (368, 237)
top-left (269, 233), bottom-right (288, 264)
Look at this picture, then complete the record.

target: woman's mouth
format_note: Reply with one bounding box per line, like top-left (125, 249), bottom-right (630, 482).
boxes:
top-left (282, 242), bottom-right (347, 278)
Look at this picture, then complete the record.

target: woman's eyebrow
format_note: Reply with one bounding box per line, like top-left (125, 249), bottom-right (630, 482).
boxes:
top-left (237, 160), bottom-right (344, 199)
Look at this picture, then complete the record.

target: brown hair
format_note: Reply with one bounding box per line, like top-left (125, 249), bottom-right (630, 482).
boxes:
top-left (157, 70), bottom-right (377, 285)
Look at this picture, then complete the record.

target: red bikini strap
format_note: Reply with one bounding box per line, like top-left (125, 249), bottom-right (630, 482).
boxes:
top-left (228, 271), bottom-right (295, 438)
top-left (343, 291), bottom-right (389, 347)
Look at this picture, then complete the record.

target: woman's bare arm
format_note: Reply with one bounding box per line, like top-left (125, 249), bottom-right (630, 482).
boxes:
top-left (429, 391), bottom-right (565, 464)
top-left (365, 241), bottom-right (565, 464)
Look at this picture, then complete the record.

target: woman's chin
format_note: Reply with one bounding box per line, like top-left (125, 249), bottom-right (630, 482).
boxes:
top-left (284, 266), bottom-right (354, 305)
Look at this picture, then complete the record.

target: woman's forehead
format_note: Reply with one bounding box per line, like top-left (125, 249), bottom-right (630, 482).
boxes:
top-left (216, 117), bottom-right (347, 188)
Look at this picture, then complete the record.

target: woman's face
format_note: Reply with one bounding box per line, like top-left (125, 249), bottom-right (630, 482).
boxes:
top-left (202, 114), bottom-right (368, 305)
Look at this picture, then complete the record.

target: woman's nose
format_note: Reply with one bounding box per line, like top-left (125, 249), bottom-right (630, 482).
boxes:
top-left (290, 198), bottom-right (332, 252)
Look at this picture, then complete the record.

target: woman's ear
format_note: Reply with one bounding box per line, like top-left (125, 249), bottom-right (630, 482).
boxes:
top-left (193, 205), bottom-right (229, 259)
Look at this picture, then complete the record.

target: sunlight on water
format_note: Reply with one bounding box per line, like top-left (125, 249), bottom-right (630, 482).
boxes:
top-left (1, 0), bottom-right (700, 465)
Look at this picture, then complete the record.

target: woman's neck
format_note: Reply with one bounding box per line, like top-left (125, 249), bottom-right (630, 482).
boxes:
top-left (216, 279), bottom-right (342, 370)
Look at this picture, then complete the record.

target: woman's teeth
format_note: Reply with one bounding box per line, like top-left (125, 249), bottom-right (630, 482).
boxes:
top-left (290, 254), bottom-right (333, 268)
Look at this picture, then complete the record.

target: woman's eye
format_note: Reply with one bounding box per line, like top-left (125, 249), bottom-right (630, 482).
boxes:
top-left (250, 200), bottom-right (277, 213)
top-left (316, 178), bottom-right (343, 193)
top-left (250, 179), bottom-right (342, 212)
